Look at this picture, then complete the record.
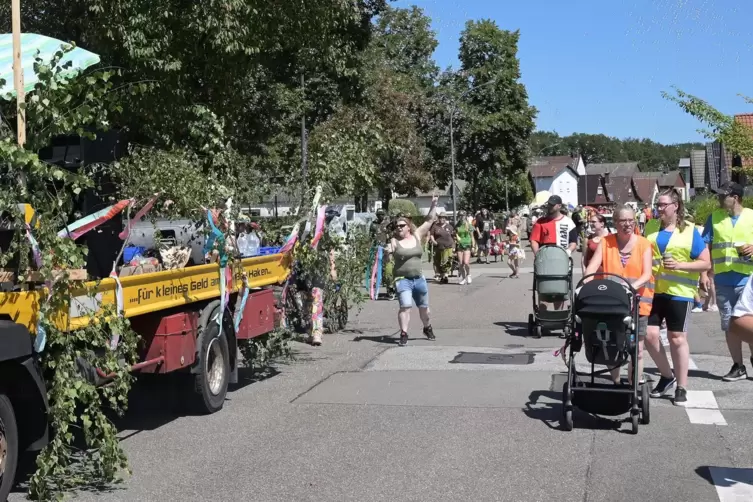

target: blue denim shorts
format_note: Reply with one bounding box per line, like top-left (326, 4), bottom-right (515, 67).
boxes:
top-left (396, 276), bottom-right (429, 308)
top-left (716, 283), bottom-right (746, 332)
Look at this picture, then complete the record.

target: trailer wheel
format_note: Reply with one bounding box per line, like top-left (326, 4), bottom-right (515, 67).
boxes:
top-left (0, 393), bottom-right (19, 502)
top-left (192, 318), bottom-right (230, 414)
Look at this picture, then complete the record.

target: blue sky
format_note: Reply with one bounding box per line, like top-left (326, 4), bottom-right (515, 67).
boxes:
top-left (394, 0), bottom-right (753, 145)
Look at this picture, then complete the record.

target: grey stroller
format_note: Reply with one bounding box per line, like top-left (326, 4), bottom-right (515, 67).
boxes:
top-left (528, 245), bottom-right (573, 338)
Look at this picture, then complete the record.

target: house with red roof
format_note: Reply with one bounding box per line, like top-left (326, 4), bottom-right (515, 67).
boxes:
top-left (527, 155), bottom-right (585, 207)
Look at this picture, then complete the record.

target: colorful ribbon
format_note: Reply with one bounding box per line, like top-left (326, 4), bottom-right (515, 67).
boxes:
top-left (57, 199), bottom-right (131, 241)
top-left (119, 194), bottom-right (159, 240)
top-left (310, 205), bottom-right (327, 249)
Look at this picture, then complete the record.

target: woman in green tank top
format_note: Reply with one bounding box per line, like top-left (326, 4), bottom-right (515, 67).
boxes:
top-left (454, 211), bottom-right (475, 284)
top-left (384, 194), bottom-right (440, 346)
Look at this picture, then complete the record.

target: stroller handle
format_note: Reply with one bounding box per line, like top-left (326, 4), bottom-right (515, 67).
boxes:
top-left (576, 272), bottom-right (638, 296)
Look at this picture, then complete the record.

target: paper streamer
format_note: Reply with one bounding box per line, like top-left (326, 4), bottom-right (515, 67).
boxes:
top-left (119, 194), bottom-right (159, 240)
top-left (374, 246), bottom-right (383, 299)
top-left (57, 199), bottom-right (131, 240)
top-left (369, 248), bottom-right (380, 300)
top-left (25, 224), bottom-right (43, 268)
top-left (310, 205), bottom-right (327, 249)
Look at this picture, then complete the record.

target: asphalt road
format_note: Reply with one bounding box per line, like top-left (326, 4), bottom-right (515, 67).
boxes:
top-left (10, 250), bottom-right (753, 502)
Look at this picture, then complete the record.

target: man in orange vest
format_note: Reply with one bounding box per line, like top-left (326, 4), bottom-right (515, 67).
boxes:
top-left (585, 204), bottom-right (655, 385)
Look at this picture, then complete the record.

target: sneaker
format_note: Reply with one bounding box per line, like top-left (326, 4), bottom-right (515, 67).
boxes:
top-left (398, 331), bottom-right (408, 346)
top-left (691, 306), bottom-right (703, 313)
top-left (459, 277), bottom-right (467, 285)
top-left (649, 375), bottom-right (677, 397)
top-left (673, 386), bottom-right (688, 406)
top-left (707, 304), bottom-right (719, 312)
top-left (423, 325), bottom-right (436, 341)
top-left (467, 275), bottom-right (473, 284)
top-left (311, 333), bottom-right (322, 346)
top-left (722, 363), bottom-right (747, 382)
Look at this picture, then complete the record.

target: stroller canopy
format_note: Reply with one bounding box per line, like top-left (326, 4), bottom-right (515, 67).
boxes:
top-left (575, 278), bottom-right (631, 316)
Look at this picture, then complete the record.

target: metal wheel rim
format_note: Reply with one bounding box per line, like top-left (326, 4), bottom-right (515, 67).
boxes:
top-left (0, 422), bottom-right (7, 480)
top-left (206, 336), bottom-right (225, 396)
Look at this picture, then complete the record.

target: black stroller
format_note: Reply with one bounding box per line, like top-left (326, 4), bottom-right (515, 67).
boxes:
top-left (561, 273), bottom-right (650, 434)
top-left (528, 245), bottom-right (573, 338)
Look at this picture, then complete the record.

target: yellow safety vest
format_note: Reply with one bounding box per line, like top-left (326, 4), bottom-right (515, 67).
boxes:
top-left (645, 222), bottom-right (700, 298)
top-left (711, 208), bottom-right (753, 276)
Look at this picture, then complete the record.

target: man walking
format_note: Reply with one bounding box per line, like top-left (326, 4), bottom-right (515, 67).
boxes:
top-left (703, 182), bottom-right (753, 381)
top-left (530, 195), bottom-right (578, 256)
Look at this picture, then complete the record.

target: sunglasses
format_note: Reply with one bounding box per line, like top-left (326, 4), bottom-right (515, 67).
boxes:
top-left (396, 223), bottom-right (408, 229)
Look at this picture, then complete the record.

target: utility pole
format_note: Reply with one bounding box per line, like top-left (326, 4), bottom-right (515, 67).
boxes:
top-left (12, 0), bottom-right (25, 146)
top-left (505, 176), bottom-right (509, 212)
top-left (301, 74), bottom-right (307, 185)
top-left (450, 116), bottom-right (456, 224)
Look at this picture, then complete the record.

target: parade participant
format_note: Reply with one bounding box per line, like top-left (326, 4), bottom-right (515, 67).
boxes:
top-left (702, 182), bottom-right (753, 381)
top-left (429, 212), bottom-right (454, 284)
top-left (643, 189), bottom-right (710, 405)
top-left (454, 211), bottom-right (475, 285)
top-left (475, 208), bottom-right (493, 264)
top-left (582, 213), bottom-right (609, 274)
top-left (369, 209), bottom-right (396, 300)
top-left (529, 195), bottom-right (578, 255)
top-left (506, 224), bottom-right (523, 278)
top-left (384, 194), bottom-right (439, 346)
top-left (585, 205), bottom-right (654, 385)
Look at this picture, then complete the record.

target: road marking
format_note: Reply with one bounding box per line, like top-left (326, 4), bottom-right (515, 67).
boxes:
top-left (708, 466), bottom-right (753, 501)
top-left (683, 390), bottom-right (727, 425)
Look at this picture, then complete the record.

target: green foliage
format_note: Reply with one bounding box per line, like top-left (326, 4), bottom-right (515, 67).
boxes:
top-left (387, 199), bottom-right (419, 217)
top-left (663, 88), bottom-right (753, 172)
top-left (450, 20), bottom-right (537, 209)
top-left (687, 194), bottom-right (753, 226)
top-left (460, 172), bottom-right (532, 212)
top-left (530, 130), bottom-right (704, 171)
top-left (0, 50), bottom-right (139, 500)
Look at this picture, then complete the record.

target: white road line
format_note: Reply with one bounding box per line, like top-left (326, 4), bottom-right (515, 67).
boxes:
top-left (683, 390), bottom-right (727, 425)
top-left (708, 466), bottom-right (753, 501)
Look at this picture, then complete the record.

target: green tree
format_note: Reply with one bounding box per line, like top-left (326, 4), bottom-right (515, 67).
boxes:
top-left (452, 20), bottom-right (537, 209)
top-left (663, 88), bottom-right (753, 173)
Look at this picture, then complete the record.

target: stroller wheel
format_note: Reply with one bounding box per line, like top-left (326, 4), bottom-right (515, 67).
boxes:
top-left (561, 382), bottom-right (573, 431)
top-left (631, 412), bottom-right (639, 434)
top-left (640, 383), bottom-right (651, 425)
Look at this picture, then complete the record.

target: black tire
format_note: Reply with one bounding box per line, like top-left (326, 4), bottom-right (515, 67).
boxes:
top-left (191, 318), bottom-right (230, 414)
top-left (631, 412), bottom-right (639, 434)
top-left (641, 383), bottom-right (651, 425)
top-left (534, 325), bottom-right (543, 339)
top-left (561, 383), bottom-right (573, 431)
top-left (527, 314), bottom-right (532, 335)
top-left (0, 393), bottom-right (19, 502)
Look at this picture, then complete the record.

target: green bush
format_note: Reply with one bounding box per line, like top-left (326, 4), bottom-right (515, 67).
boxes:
top-left (388, 199), bottom-right (419, 217)
top-left (687, 194), bottom-right (753, 225)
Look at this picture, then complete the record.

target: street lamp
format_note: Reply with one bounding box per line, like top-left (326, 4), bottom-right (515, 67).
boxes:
top-left (448, 78), bottom-right (498, 224)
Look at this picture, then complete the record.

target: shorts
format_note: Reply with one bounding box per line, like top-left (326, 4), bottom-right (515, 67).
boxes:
top-left (457, 243), bottom-right (472, 251)
top-left (636, 315), bottom-right (648, 337)
top-left (648, 295), bottom-right (692, 333)
top-left (477, 232), bottom-right (491, 249)
top-left (716, 284), bottom-right (746, 332)
top-left (396, 276), bottom-right (429, 308)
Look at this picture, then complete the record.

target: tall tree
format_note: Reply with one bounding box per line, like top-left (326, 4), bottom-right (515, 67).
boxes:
top-left (452, 20), bottom-right (537, 209)
top-left (663, 88), bottom-right (753, 173)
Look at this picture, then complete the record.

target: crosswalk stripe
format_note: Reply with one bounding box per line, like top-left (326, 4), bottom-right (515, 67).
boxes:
top-left (683, 390), bottom-right (727, 425)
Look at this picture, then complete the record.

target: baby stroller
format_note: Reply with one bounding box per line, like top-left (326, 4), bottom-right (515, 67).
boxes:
top-left (561, 273), bottom-right (650, 434)
top-left (528, 245), bottom-right (573, 338)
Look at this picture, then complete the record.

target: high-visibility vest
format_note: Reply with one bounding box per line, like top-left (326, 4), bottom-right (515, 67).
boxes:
top-left (645, 223), bottom-right (700, 298)
top-left (601, 234), bottom-right (654, 316)
top-left (711, 208), bottom-right (753, 276)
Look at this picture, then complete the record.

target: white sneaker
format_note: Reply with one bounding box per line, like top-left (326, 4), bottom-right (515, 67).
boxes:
top-left (691, 307), bottom-right (703, 313)
top-left (459, 277), bottom-right (467, 285)
top-left (707, 305), bottom-right (719, 312)
top-left (467, 275), bottom-right (473, 284)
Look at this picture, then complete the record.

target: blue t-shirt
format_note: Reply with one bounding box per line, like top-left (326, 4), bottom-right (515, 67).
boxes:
top-left (655, 226), bottom-right (705, 302)
top-left (703, 215), bottom-right (750, 288)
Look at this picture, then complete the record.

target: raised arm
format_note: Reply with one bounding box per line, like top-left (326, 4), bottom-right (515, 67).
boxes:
top-left (416, 194), bottom-right (439, 240)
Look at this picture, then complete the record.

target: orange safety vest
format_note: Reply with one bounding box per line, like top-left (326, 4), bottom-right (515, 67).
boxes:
top-left (600, 234), bottom-right (655, 316)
